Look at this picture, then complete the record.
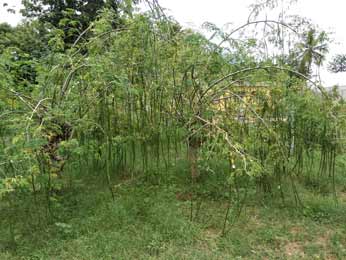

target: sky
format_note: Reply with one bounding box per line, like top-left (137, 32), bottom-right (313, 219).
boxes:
top-left (1, 0), bottom-right (346, 86)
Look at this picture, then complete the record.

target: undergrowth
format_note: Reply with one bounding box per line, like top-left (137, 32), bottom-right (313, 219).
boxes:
top-left (1, 157), bottom-right (346, 259)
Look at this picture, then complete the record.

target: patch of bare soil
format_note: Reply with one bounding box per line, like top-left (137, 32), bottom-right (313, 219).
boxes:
top-left (203, 227), bottom-right (220, 239)
top-left (284, 241), bottom-right (305, 258)
top-left (290, 226), bottom-right (305, 236)
top-left (315, 230), bottom-right (332, 248)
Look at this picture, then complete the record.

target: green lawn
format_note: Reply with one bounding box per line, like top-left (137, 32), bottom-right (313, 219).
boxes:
top-left (1, 163), bottom-right (346, 260)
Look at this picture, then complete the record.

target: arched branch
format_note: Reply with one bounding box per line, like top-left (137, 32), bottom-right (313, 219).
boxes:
top-left (218, 20), bottom-right (299, 48)
top-left (201, 65), bottom-right (327, 100)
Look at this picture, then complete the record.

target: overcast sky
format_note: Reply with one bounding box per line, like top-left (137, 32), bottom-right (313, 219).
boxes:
top-left (1, 0), bottom-right (346, 86)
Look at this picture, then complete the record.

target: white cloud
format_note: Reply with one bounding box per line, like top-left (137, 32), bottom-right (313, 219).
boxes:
top-left (0, 0), bottom-right (22, 26)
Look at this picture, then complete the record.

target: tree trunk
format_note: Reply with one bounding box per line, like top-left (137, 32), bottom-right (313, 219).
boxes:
top-left (188, 137), bottom-right (200, 180)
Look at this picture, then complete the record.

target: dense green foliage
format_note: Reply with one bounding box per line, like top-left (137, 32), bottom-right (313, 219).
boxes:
top-left (1, 0), bottom-right (346, 258)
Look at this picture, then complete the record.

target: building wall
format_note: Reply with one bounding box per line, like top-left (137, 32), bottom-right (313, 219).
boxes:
top-left (325, 85), bottom-right (346, 99)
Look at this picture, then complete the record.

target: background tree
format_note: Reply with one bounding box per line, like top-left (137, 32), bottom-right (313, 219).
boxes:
top-left (328, 54), bottom-right (346, 73)
top-left (0, 21), bottom-right (50, 92)
top-left (295, 28), bottom-right (329, 76)
top-left (21, 0), bottom-right (119, 26)
top-left (20, 0), bottom-right (138, 44)
top-left (0, 21), bottom-right (48, 57)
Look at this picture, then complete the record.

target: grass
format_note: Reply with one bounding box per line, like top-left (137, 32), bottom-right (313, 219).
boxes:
top-left (1, 159), bottom-right (346, 259)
